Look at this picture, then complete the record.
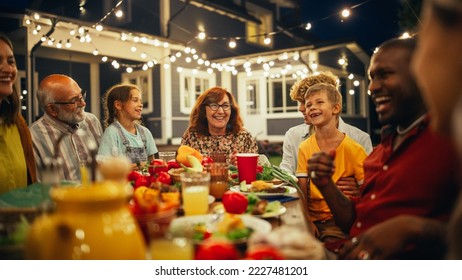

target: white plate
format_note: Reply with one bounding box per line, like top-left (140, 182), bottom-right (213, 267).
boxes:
top-left (208, 195), bottom-right (215, 204)
top-left (169, 214), bottom-right (272, 240)
top-left (230, 185), bottom-right (297, 198)
top-left (254, 206), bottom-right (287, 218)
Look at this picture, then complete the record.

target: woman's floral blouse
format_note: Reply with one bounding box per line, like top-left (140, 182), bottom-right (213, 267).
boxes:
top-left (181, 130), bottom-right (258, 163)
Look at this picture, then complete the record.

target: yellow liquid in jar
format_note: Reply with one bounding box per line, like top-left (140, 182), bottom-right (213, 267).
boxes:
top-left (150, 238), bottom-right (193, 260)
top-left (182, 186), bottom-right (209, 216)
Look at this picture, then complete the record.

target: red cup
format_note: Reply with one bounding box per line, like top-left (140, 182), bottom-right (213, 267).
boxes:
top-left (236, 153), bottom-right (259, 184)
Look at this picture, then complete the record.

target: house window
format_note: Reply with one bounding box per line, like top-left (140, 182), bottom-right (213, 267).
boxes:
top-left (245, 79), bottom-right (259, 115)
top-left (179, 69), bottom-right (215, 114)
top-left (122, 70), bottom-right (153, 114)
top-left (267, 76), bottom-right (298, 114)
top-left (246, 5), bottom-right (273, 47)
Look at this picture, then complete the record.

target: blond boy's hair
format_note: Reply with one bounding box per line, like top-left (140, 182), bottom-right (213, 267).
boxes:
top-left (289, 71), bottom-right (339, 103)
top-left (305, 83), bottom-right (342, 111)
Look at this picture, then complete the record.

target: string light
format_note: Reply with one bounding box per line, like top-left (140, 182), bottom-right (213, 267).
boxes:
top-left (197, 31), bottom-right (206, 40)
top-left (228, 39), bottom-right (237, 48)
top-left (341, 9), bottom-right (351, 18)
top-left (24, 0), bottom-right (372, 75)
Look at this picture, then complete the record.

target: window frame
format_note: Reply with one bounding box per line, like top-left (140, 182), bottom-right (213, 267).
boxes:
top-left (179, 69), bottom-right (216, 114)
top-left (122, 69), bottom-right (153, 114)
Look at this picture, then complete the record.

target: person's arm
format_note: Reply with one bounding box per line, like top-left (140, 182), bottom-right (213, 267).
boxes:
top-left (338, 215), bottom-right (447, 259)
top-left (280, 131), bottom-right (296, 174)
top-left (307, 151), bottom-right (356, 232)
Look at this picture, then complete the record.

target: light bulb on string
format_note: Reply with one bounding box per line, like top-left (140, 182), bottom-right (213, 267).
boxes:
top-left (197, 31), bottom-right (206, 40)
top-left (228, 39), bottom-right (237, 49)
top-left (263, 35), bottom-right (271, 45)
top-left (341, 9), bottom-right (350, 18)
top-left (115, 10), bottom-right (123, 18)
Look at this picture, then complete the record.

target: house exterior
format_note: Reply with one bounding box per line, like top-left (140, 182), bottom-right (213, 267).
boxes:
top-left (1, 0), bottom-right (373, 146)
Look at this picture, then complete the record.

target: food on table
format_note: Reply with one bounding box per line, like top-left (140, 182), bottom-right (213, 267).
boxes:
top-left (247, 225), bottom-right (326, 260)
top-left (148, 159), bottom-right (168, 176)
top-left (245, 193), bottom-right (281, 216)
top-left (245, 244), bottom-right (284, 260)
top-left (195, 239), bottom-right (240, 260)
top-left (222, 190), bottom-right (248, 214)
top-left (176, 145), bottom-right (203, 167)
top-left (240, 180), bottom-right (287, 194)
top-left (190, 213), bottom-right (253, 242)
top-left (183, 155), bottom-right (204, 172)
top-left (167, 159), bottom-right (181, 170)
top-left (131, 185), bottom-right (180, 214)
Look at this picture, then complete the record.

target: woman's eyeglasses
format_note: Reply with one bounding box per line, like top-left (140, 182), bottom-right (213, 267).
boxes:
top-left (207, 103), bottom-right (231, 111)
top-left (52, 90), bottom-right (87, 106)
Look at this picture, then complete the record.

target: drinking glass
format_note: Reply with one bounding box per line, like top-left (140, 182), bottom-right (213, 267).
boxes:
top-left (158, 151), bottom-right (176, 162)
top-left (147, 219), bottom-right (193, 260)
top-left (180, 172), bottom-right (210, 216)
top-left (210, 151), bottom-right (227, 163)
top-left (205, 162), bottom-right (229, 200)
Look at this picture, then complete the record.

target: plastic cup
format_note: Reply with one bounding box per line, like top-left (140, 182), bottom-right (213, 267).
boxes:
top-left (158, 151), bottom-right (177, 162)
top-left (205, 162), bottom-right (229, 200)
top-left (236, 153), bottom-right (259, 184)
top-left (180, 172), bottom-right (210, 216)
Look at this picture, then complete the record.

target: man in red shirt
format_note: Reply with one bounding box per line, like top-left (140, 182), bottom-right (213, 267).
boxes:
top-left (307, 37), bottom-right (459, 259)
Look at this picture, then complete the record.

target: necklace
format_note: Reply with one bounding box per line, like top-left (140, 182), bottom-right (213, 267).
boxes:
top-left (396, 114), bottom-right (426, 136)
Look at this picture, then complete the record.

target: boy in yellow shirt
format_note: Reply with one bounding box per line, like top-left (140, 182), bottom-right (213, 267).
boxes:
top-left (296, 83), bottom-right (367, 243)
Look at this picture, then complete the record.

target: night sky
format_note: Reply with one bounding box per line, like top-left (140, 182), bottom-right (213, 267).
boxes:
top-left (299, 0), bottom-right (404, 55)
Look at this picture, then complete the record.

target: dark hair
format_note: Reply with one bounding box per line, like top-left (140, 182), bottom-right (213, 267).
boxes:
top-left (102, 83), bottom-right (140, 128)
top-left (187, 86), bottom-right (243, 135)
top-left (0, 33), bottom-right (19, 126)
top-left (376, 36), bottom-right (417, 53)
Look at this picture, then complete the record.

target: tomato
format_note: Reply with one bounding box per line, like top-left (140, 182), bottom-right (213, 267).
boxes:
top-left (201, 156), bottom-right (214, 166)
top-left (245, 245), bottom-right (284, 260)
top-left (195, 239), bottom-right (240, 260)
top-left (133, 175), bottom-right (151, 189)
top-left (222, 191), bottom-right (248, 214)
top-left (148, 159), bottom-right (168, 176)
top-left (155, 171), bottom-right (172, 185)
top-left (167, 159), bottom-right (181, 170)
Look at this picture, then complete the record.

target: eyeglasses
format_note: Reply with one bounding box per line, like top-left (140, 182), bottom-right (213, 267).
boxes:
top-left (52, 90), bottom-right (87, 106)
top-left (207, 103), bottom-right (231, 111)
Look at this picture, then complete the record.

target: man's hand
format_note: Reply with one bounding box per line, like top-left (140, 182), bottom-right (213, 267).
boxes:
top-left (337, 176), bottom-right (360, 198)
top-left (307, 151), bottom-right (335, 189)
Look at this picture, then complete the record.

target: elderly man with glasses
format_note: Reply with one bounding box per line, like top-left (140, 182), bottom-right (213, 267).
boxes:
top-left (30, 74), bottom-right (103, 183)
